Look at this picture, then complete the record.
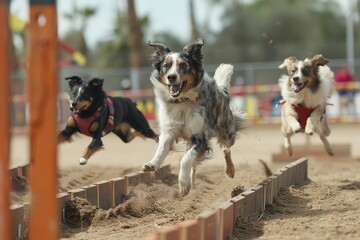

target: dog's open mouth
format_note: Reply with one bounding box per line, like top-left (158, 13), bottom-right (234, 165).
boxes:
top-left (292, 81), bottom-right (307, 93)
top-left (168, 81), bottom-right (187, 98)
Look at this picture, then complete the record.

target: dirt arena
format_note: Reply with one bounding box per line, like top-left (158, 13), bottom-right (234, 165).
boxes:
top-left (10, 123), bottom-right (360, 239)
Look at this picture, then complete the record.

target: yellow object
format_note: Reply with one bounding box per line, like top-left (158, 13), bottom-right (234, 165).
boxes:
top-left (72, 51), bottom-right (87, 66)
top-left (10, 15), bottom-right (26, 31)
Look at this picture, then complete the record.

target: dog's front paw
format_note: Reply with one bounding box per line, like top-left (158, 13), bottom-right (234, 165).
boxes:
top-left (290, 122), bottom-right (301, 133)
top-left (79, 158), bottom-right (88, 165)
top-left (142, 163), bottom-right (158, 172)
top-left (305, 124), bottom-right (314, 136)
top-left (179, 178), bottom-right (192, 197)
top-left (305, 129), bottom-right (313, 136)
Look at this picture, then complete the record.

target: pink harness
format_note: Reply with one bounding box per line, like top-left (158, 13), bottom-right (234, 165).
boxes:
top-left (74, 97), bottom-right (114, 137)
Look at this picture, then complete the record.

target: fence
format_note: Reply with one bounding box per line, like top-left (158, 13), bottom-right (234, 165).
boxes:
top-left (10, 81), bottom-right (360, 133)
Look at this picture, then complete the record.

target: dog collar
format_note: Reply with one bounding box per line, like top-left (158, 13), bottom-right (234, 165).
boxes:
top-left (168, 96), bottom-right (197, 104)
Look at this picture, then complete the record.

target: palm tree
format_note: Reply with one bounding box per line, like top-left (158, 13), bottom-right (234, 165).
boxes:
top-left (127, 0), bottom-right (146, 68)
top-left (126, 0), bottom-right (147, 89)
top-left (189, 0), bottom-right (199, 41)
top-left (62, 1), bottom-right (96, 65)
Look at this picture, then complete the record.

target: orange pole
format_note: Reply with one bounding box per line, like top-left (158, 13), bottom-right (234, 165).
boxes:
top-left (27, 0), bottom-right (59, 239)
top-left (0, 0), bottom-right (11, 239)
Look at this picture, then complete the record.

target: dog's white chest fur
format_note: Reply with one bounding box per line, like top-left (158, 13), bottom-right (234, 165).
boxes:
top-left (158, 101), bottom-right (204, 139)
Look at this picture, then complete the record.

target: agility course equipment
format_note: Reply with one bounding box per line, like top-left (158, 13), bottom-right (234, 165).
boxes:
top-left (8, 159), bottom-right (308, 240)
top-left (0, 0), bottom-right (60, 239)
top-left (0, 0), bottom-right (12, 239)
top-left (141, 158), bottom-right (308, 240)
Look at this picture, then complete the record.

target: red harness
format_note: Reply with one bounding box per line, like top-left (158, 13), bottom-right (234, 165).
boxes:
top-left (291, 104), bottom-right (315, 131)
top-left (73, 97), bottom-right (114, 137)
top-left (278, 100), bottom-right (315, 132)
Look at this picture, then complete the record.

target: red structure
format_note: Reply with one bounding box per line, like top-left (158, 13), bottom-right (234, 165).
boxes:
top-left (0, 0), bottom-right (12, 239)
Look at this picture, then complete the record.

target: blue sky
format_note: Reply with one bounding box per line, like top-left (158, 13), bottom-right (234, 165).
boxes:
top-left (10, 0), bottom-right (224, 48)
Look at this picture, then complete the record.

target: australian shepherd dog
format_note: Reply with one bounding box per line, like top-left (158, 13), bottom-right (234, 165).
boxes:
top-left (278, 54), bottom-right (334, 156)
top-left (143, 38), bottom-right (245, 196)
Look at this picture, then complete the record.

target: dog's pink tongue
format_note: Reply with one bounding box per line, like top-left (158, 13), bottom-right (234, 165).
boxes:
top-left (293, 84), bottom-right (301, 93)
top-left (170, 84), bottom-right (181, 97)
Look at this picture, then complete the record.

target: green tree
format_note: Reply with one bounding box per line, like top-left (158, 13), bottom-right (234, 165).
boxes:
top-left (210, 0), bottom-right (346, 63)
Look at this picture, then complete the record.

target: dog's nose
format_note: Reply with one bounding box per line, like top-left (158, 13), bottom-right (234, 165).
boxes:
top-left (167, 74), bottom-right (177, 83)
top-left (293, 76), bottom-right (300, 82)
top-left (71, 102), bottom-right (77, 108)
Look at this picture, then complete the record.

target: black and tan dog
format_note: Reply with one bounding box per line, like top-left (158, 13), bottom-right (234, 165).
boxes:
top-left (58, 76), bottom-right (158, 165)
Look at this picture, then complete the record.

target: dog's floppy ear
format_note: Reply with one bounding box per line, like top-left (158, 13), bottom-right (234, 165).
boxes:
top-left (65, 75), bottom-right (83, 88)
top-left (183, 38), bottom-right (204, 61)
top-left (279, 57), bottom-right (297, 70)
top-left (148, 40), bottom-right (171, 70)
top-left (148, 40), bottom-right (171, 54)
top-left (88, 78), bottom-right (104, 88)
top-left (311, 54), bottom-right (329, 66)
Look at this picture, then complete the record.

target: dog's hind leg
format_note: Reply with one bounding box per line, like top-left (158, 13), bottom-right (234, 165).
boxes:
top-left (284, 136), bottom-right (293, 156)
top-left (320, 114), bottom-right (331, 137)
top-left (223, 146), bottom-right (235, 178)
top-left (113, 122), bottom-right (143, 143)
top-left (320, 135), bottom-right (334, 156)
top-left (128, 108), bottom-right (158, 141)
top-left (191, 166), bottom-right (196, 188)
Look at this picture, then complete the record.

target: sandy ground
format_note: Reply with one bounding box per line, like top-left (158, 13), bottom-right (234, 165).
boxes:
top-left (10, 123), bottom-right (360, 239)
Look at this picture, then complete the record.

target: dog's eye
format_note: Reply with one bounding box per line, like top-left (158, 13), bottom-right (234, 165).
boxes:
top-left (179, 62), bottom-right (187, 72)
top-left (162, 63), bottom-right (170, 70)
top-left (291, 68), bottom-right (297, 74)
top-left (83, 93), bottom-right (90, 99)
top-left (301, 68), bottom-right (310, 76)
top-left (78, 93), bottom-right (89, 101)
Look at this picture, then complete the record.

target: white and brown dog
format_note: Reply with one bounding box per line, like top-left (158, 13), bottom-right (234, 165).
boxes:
top-left (278, 54), bottom-right (334, 156)
top-left (143, 38), bottom-right (245, 196)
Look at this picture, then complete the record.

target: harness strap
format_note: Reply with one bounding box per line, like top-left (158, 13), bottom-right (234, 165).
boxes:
top-left (101, 97), bottom-right (114, 136)
top-left (291, 104), bottom-right (315, 131)
top-left (73, 96), bottom-right (115, 137)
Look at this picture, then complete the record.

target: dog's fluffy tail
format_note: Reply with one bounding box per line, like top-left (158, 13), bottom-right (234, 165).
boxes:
top-left (231, 105), bottom-right (247, 133)
top-left (214, 63), bottom-right (246, 132)
top-left (214, 63), bottom-right (233, 92)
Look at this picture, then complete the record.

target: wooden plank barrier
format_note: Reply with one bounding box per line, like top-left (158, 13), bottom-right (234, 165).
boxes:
top-left (8, 164), bottom-right (172, 239)
top-left (10, 159), bottom-right (307, 240)
top-left (111, 177), bottom-right (128, 206)
top-left (216, 202), bottom-right (234, 240)
top-left (179, 219), bottom-right (201, 240)
top-left (197, 210), bottom-right (217, 240)
top-left (142, 158), bottom-right (309, 240)
top-left (57, 193), bottom-right (69, 224)
top-left (82, 184), bottom-right (98, 206)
